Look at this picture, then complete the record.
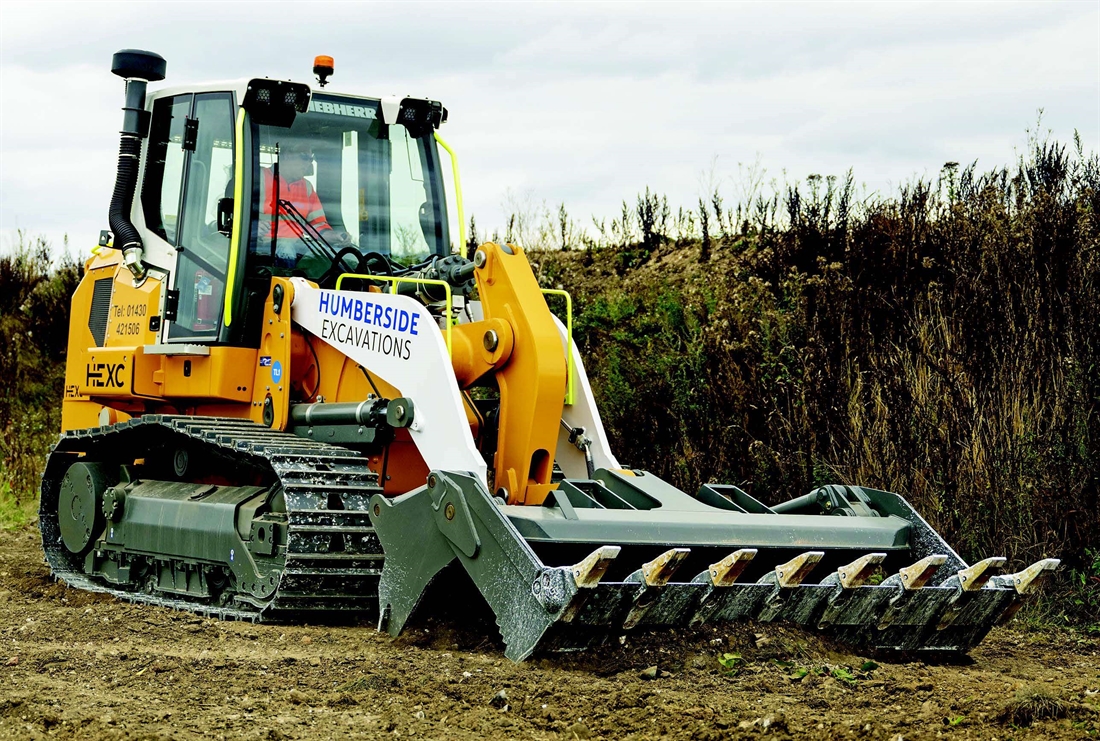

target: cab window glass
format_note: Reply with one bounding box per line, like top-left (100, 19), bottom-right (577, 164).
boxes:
top-left (168, 92), bottom-right (235, 341)
top-left (390, 125), bottom-right (436, 258)
top-left (248, 94), bottom-right (449, 282)
top-left (141, 95), bottom-right (191, 244)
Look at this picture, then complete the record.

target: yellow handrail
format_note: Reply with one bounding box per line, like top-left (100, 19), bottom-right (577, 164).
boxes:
top-left (223, 107), bottom-right (247, 327)
top-left (335, 272), bottom-right (453, 356)
top-left (541, 288), bottom-right (575, 405)
top-left (433, 132), bottom-right (465, 253)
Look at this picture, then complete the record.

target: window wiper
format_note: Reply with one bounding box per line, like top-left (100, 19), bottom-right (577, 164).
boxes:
top-left (277, 198), bottom-right (338, 262)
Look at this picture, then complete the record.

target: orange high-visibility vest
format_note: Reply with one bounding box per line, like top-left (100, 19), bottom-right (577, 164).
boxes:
top-left (259, 169), bottom-right (332, 238)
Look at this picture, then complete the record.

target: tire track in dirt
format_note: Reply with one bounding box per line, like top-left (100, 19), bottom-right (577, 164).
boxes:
top-left (2, 528), bottom-right (1098, 740)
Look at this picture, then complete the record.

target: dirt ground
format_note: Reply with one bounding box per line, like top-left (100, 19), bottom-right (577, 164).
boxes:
top-left (1, 528), bottom-right (1098, 741)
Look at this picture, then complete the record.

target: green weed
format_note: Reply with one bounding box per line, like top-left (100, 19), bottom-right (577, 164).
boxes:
top-left (717, 652), bottom-right (744, 676)
top-left (0, 231), bottom-right (79, 524)
top-left (0, 475), bottom-right (37, 530)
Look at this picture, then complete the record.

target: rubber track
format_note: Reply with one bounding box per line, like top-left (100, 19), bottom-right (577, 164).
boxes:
top-left (40, 416), bottom-right (383, 622)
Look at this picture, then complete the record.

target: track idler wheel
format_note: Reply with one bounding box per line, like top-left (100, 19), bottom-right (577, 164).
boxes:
top-left (57, 462), bottom-right (110, 556)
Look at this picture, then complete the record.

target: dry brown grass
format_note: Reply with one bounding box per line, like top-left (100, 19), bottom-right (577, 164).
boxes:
top-left (532, 133), bottom-right (1100, 623)
top-left (998, 686), bottom-right (1068, 726)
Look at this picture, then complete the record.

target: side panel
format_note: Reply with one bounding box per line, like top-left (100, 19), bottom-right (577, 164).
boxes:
top-left (74, 268), bottom-right (165, 402)
top-left (102, 267), bottom-right (163, 349)
top-left (134, 348), bottom-right (257, 401)
top-left (63, 253), bottom-right (151, 430)
top-left (247, 278), bottom-right (294, 429)
top-left (62, 252), bottom-right (258, 432)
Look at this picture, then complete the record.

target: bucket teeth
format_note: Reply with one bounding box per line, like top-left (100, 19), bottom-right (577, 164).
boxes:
top-left (897, 554), bottom-right (947, 591)
top-left (619, 549), bottom-right (693, 630)
top-left (932, 557), bottom-right (1009, 632)
top-left (570, 546), bottom-right (621, 588)
top-left (707, 549), bottom-right (758, 587)
top-left (640, 548), bottom-right (691, 587)
top-left (836, 552), bottom-right (886, 589)
top-left (1000, 558), bottom-right (1060, 595)
top-left (772, 551), bottom-right (824, 588)
top-left (957, 556), bottom-right (1006, 592)
top-left (362, 461), bottom-right (1053, 659)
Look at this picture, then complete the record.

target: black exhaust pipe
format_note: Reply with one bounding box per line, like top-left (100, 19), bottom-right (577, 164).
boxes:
top-left (109, 49), bottom-right (166, 282)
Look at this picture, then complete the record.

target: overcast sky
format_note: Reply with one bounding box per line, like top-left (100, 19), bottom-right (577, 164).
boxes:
top-left (1, 1), bottom-right (1097, 256)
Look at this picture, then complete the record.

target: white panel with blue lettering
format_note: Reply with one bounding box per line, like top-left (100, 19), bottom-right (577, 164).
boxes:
top-left (290, 279), bottom-right (487, 485)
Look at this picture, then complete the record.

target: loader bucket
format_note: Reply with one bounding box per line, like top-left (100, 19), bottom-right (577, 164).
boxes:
top-left (369, 469), bottom-right (1057, 662)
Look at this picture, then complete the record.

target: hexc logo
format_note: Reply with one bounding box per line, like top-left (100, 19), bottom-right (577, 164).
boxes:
top-left (85, 362), bottom-right (126, 389)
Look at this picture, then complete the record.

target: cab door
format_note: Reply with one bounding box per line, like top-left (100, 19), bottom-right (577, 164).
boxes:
top-left (149, 92), bottom-right (237, 343)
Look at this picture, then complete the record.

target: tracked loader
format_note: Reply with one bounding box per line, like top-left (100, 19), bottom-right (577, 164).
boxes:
top-left (41, 49), bottom-right (1058, 661)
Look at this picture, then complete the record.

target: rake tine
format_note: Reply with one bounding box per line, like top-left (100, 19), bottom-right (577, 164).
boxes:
top-left (814, 553), bottom-right (887, 629)
top-left (686, 549), bottom-right (758, 626)
top-left (639, 548), bottom-right (691, 587)
top-left (706, 548), bottom-right (758, 587)
top-left (834, 552), bottom-right (887, 589)
top-left (876, 554), bottom-right (947, 630)
top-left (954, 557), bottom-right (1007, 592)
top-left (755, 551), bottom-right (824, 622)
top-left (561, 545), bottom-right (620, 623)
top-left (994, 558), bottom-right (1060, 595)
top-left (571, 546), bottom-right (621, 589)
top-left (622, 548), bottom-right (690, 629)
top-left (988, 558), bottom-right (1060, 626)
top-left (772, 551), bottom-right (824, 588)
top-left (936, 557), bottom-right (1007, 630)
top-left (892, 554), bottom-right (948, 591)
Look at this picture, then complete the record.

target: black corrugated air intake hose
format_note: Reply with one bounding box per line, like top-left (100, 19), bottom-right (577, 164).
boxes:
top-left (109, 49), bottom-right (167, 282)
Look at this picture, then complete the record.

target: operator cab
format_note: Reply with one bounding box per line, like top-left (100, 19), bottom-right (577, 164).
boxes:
top-left (138, 72), bottom-right (452, 346)
top-left (248, 92), bottom-right (451, 279)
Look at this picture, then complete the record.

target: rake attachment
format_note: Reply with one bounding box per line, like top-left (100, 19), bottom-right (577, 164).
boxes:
top-left (370, 469), bottom-right (1059, 662)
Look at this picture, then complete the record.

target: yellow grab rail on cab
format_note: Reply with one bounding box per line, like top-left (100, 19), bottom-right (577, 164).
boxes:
top-left (223, 107), bottom-right (247, 327)
top-left (541, 288), bottom-right (575, 405)
top-left (335, 272), bottom-right (453, 356)
top-left (433, 132), bottom-right (466, 252)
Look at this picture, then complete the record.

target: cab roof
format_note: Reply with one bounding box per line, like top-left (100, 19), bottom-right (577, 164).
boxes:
top-left (147, 78), bottom-right (400, 105)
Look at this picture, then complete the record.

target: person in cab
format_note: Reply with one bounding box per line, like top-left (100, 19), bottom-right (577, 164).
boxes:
top-left (258, 139), bottom-right (353, 271)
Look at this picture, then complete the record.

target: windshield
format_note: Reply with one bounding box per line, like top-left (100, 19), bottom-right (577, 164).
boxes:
top-left (248, 94), bottom-right (450, 280)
